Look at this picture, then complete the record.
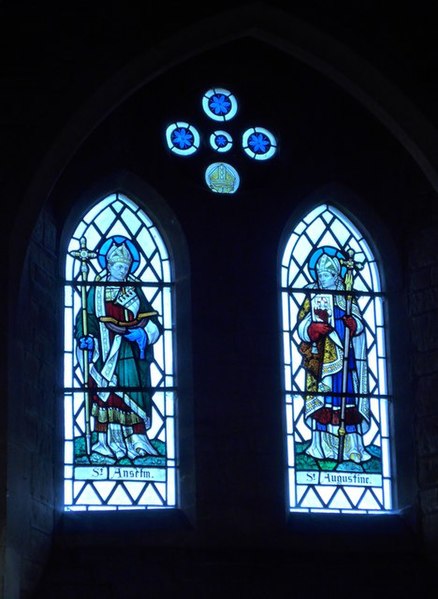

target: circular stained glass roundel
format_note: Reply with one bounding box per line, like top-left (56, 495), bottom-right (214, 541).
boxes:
top-left (205, 162), bottom-right (240, 194)
top-left (210, 130), bottom-right (233, 153)
top-left (242, 127), bottom-right (277, 160)
top-left (202, 88), bottom-right (238, 122)
top-left (165, 121), bottom-right (200, 155)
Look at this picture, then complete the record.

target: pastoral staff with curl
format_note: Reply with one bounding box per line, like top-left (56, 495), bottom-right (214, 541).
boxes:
top-left (297, 246), bottom-right (371, 463)
top-left (72, 235), bottom-right (162, 461)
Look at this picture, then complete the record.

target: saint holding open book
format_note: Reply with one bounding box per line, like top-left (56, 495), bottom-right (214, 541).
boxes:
top-left (73, 235), bottom-right (163, 461)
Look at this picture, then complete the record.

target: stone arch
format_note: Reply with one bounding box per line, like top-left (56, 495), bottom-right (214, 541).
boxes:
top-left (10, 3), bottom-right (438, 294)
top-left (5, 4), bottom-right (436, 596)
top-left (278, 184), bottom-right (411, 514)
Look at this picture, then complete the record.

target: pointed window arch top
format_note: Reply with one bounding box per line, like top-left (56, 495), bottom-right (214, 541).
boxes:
top-left (63, 192), bottom-right (177, 511)
top-left (280, 203), bottom-right (393, 514)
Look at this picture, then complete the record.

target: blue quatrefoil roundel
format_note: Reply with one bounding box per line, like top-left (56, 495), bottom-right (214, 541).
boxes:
top-left (164, 89), bottom-right (278, 192)
top-left (166, 121), bottom-right (200, 155)
top-left (242, 127), bottom-right (277, 160)
top-left (202, 88), bottom-right (238, 122)
top-left (210, 130), bottom-right (233, 152)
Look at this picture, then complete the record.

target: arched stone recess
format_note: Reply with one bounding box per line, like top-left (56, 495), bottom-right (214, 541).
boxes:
top-left (59, 172), bottom-right (194, 515)
top-left (4, 3), bottom-right (436, 594)
top-left (6, 171), bottom-right (193, 596)
top-left (9, 3), bottom-right (438, 291)
top-left (278, 184), bottom-right (416, 522)
top-left (59, 169), bottom-right (194, 515)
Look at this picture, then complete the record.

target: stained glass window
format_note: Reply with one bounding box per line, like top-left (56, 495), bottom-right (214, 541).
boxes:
top-left (280, 204), bottom-right (392, 513)
top-left (205, 162), bottom-right (240, 194)
top-left (210, 130), bottom-right (233, 153)
top-left (165, 121), bottom-right (200, 155)
top-left (202, 88), bottom-right (238, 121)
top-left (242, 127), bottom-right (277, 160)
top-left (63, 193), bottom-right (176, 511)
top-left (164, 89), bottom-right (278, 191)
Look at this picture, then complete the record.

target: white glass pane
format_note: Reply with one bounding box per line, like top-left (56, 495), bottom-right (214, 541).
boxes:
top-left (64, 481), bottom-right (73, 505)
top-left (282, 233), bottom-right (298, 268)
top-left (166, 418), bottom-right (175, 459)
top-left (137, 227), bottom-right (157, 257)
top-left (164, 330), bottom-right (173, 374)
top-left (107, 485), bottom-right (132, 505)
top-left (330, 218), bottom-right (350, 246)
top-left (305, 217), bottom-right (326, 242)
top-left (285, 404), bottom-right (293, 434)
top-left (281, 264), bottom-right (289, 288)
top-left (375, 297), bottom-right (384, 326)
top-left (64, 353), bottom-right (73, 387)
top-left (317, 230), bottom-right (339, 248)
top-left (65, 441), bottom-right (73, 464)
top-left (162, 287), bottom-right (172, 326)
top-left (84, 223), bottom-right (103, 252)
top-left (294, 236), bottom-right (313, 266)
top-left (284, 365), bottom-right (292, 391)
top-left (287, 436), bottom-right (295, 467)
top-left (283, 333), bottom-right (291, 365)
top-left (123, 210), bottom-right (142, 236)
top-left (357, 490), bottom-right (381, 511)
top-left (378, 358), bottom-right (387, 392)
top-left (377, 326), bottom-right (386, 358)
top-left (382, 437), bottom-right (391, 477)
top-left (380, 398), bottom-right (389, 437)
top-left (167, 468), bottom-right (176, 506)
top-left (64, 396), bottom-right (73, 439)
top-left (288, 469), bottom-right (296, 508)
top-left (162, 259), bottom-right (171, 283)
top-left (149, 226), bottom-right (169, 259)
top-left (94, 481), bottom-right (119, 501)
top-left (318, 486), bottom-right (337, 505)
top-left (65, 254), bottom-right (75, 279)
top-left (281, 293), bottom-right (290, 330)
top-left (123, 482), bottom-right (147, 502)
top-left (153, 393), bottom-right (165, 418)
top-left (370, 260), bottom-right (381, 291)
top-left (290, 272), bottom-right (310, 288)
top-left (383, 479), bottom-right (392, 509)
top-left (64, 310), bottom-right (73, 352)
top-left (304, 205), bottom-right (326, 224)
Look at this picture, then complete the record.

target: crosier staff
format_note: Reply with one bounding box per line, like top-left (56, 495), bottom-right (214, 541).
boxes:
top-left (69, 236), bottom-right (97, 456)
top-left (337, 248), bottom-right (363, 463)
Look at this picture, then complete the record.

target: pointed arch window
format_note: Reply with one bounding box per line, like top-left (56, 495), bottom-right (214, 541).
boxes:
top-left (63, 192), bottom-right (176, 511)
top-left (280, 203), bottom-right (392, 513)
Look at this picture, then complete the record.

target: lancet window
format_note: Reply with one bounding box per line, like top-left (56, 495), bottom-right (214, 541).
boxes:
top-left (280, 203), bottom-right (392, 513)
top-left (63, 192), bottom-right (176, 510)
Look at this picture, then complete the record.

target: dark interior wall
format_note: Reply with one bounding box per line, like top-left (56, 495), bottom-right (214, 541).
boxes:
top-left (3, 4), bottom-right (438, 598)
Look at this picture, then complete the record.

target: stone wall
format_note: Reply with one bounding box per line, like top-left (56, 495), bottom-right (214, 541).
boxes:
top-left (5, 208), bottom-right (58, 598)
top-left (409, 222), bottom-right (438, 554)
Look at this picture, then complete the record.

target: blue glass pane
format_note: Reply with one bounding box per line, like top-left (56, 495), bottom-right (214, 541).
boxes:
top-left (242, 127), bottom-right (277, 160)
top-left (202, 88), bottom-right (238, 122)
top-left (210, 130), bottom-right (233, 153)
top-left (165, 121), bottom-right (200, 155)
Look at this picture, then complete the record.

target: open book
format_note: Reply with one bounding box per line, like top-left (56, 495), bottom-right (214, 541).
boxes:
top-left (310, 293), bottom-right (335, 328)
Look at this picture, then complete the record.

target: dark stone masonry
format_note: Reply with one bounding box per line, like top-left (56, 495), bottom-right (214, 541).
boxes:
top-left (2, 2), bottom-right (438, 597)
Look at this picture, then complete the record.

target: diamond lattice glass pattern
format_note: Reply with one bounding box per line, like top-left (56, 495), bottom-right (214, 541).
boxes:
top-left (64, 193), bottom-right (177, 511)
top-left (280, 204), bottom-right (392, 513)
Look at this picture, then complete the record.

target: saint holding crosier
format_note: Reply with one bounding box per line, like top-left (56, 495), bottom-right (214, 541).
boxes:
top-left (296, 246), bottom-right (371, 464)
top-left (71, 235), bottom-right (162, 462)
